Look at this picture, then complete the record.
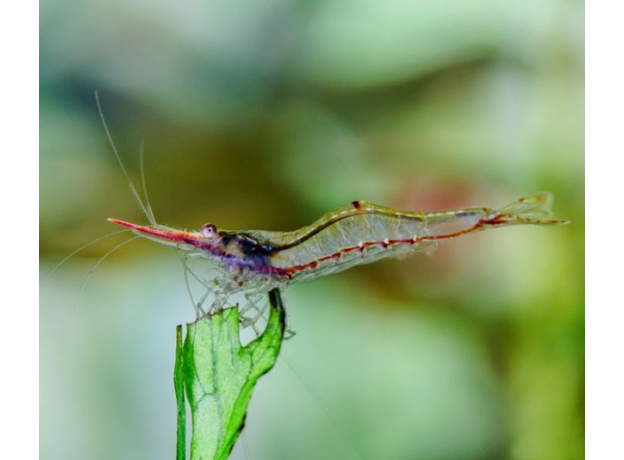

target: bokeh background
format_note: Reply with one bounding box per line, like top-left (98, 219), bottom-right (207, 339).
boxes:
top-left (40, 0), bottom-right (584, 459)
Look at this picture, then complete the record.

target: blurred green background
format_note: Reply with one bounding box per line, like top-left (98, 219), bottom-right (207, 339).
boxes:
top-left (40, 0), bottom-right (584, 459)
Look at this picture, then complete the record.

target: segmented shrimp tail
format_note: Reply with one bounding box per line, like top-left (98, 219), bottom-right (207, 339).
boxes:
top-left (490, 192), bottom-right (570, 226)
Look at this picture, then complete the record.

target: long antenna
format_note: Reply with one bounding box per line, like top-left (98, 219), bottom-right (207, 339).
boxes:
top-left (95, 91), bottom-right (151, 223)
top-left (50, 229), bottom-right (130, 275)
top-left (138, 138), bottom-right (157, 225)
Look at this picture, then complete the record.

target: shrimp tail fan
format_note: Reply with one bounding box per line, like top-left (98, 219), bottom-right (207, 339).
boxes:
top-left (492, 192), bottom-right (570, 226)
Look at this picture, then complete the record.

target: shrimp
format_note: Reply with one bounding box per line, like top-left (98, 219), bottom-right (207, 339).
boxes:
top-left (109, 192), bottom-right (568, 329)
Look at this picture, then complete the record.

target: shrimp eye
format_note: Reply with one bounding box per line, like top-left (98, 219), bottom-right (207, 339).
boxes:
top-left (201, 223), bottom-right (217, 237)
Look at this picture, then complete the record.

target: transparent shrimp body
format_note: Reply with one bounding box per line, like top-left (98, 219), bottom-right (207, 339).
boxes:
top-left (258, 192), bottom-right (566, 281)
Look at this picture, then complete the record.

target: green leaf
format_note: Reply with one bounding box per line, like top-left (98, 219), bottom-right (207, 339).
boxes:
top-left (176, 288), bottom-right (286, 459)
top-left (174, 325), bottom-right (187, 460)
